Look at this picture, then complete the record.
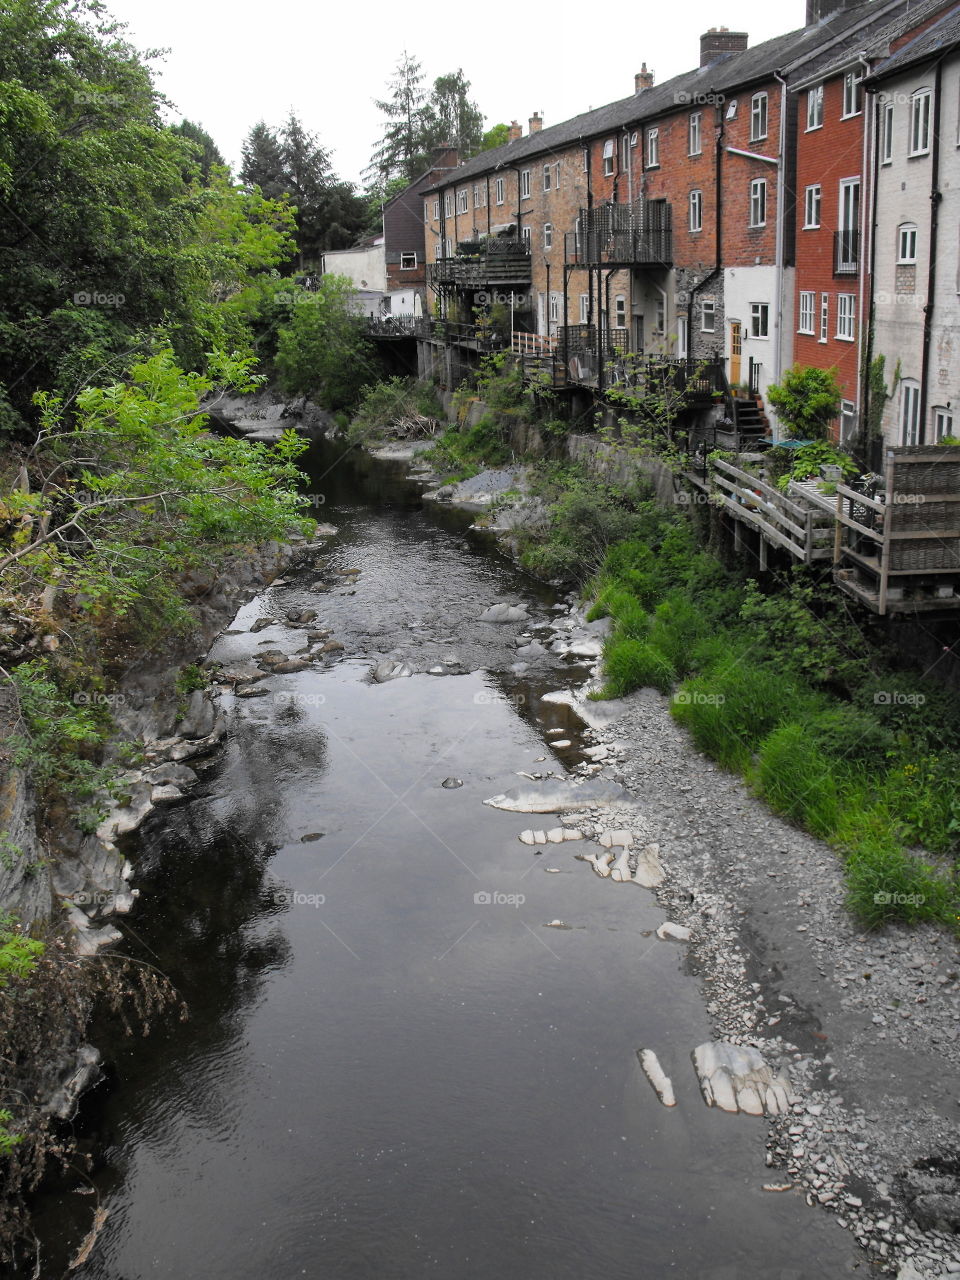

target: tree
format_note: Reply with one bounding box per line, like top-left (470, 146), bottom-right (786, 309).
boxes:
top-left (424, 70), bottom-right (484, 157)
top-left (367, 51), bottom-right (432, 185)
top-left (170, 118), bottom-right (226, 183)
top-left (766, 365), bottom-right (842, 440)
top-left (274, 276), bottom-right (375, 408)
top-left (480, 122), bottom-right (511, 151)
top-left (240, 121), bottom-right (288, 200)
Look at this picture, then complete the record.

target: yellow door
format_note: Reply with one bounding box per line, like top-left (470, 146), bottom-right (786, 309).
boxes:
top-left (730, 321), bottom-right (742, 386)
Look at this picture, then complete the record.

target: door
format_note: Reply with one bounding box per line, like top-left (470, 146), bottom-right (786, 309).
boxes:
top-left (730, 321), bottom-right (742, 385)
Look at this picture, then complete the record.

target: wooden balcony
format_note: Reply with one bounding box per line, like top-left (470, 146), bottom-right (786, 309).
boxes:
top-left (426, 240), bottom-right (532, 290)
top-left (566, 199), bottom-right (673, 268)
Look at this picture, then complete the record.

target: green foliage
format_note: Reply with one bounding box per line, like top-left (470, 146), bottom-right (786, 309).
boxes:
top-left (175, 664), bottom-right (207, 700)
top-left (0, 919), bottom-right (44, 990)
top-left (774, 440), bottom-right (857, 491)
top-left (754, 722), bottom-right (841, 837)
top-left (520, 483), bottom-right (656, 586)
top-left (865, 354), bottom-right (889, 443)
top-left (805, 705), bottom-right (897, 767)
top-left (600, 638), bottom-right (675, 697)
top-left (274, 276), bottom-right (376, 408)
top-left (348, 377), bottom-right (442, 445)
top-left (480, 123), bottom-right (511, 150)
top-left (766, 365), bottom-right (842, 440)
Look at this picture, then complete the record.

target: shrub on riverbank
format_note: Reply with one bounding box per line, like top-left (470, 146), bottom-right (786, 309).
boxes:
top-left (347, 378), bottom-right (444, 446)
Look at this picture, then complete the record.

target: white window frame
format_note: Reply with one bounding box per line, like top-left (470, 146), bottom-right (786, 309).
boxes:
top-left (582, 147), bottom-right (589, 172)
top-left (654, 293), bottom-right (665, 332)
top-left (473, 184), bottom-right (483, 209)
top-left (622, 135), bottom-right (631, 170)
top-left (423, 202), bottom-right (429, 225)
top-left (433, 199), bottom-right (440, 220)
top-left (549, 292), bottom-right (562, 323)
top-left (798, 291), bottom-right (815, 335)
top-left (579, 293), bottom-right (590, 324)
top-left (749, 178), bottom-right (767, 228)
top-left (614, 294), bottom-right (627, 329)
top-left (646, 127), bottom-right (660, 168)
top-left (443, 192), bottom-right (453, 217)
top-left (898, 223), bottom-right (918, 264)
top-left (495, 177), bottom-right (504, 206)
top-left (701, 298), bottom-right (716, 332)
top-left (689, 189), bottom-right (703, 232)
top-left (934, 406), bottom-right (954, 441)
top-left (689, 112), bottom-right (702, 156)
top-left (435, 242), bottom-right (443, 262)
top-left (542, 164), bottom-right (552, 192)
top-left (602, 138), bottom-right (615, 176)
top-left (520, 169), bottom-right (531, 199)
top-left (803, 184), bottom-right (821, 229)
top-left (399, 251), bottom-right (417, 270)
top-left (543, 222), bottom-right (552, 251)
top-left (836, 292), bottom-right (855, 341)
top-left (750, 92), bottom-right (768, 142)
top-left (750, 302), bottom-right (769, 339)
top-left (842, 70), bottom-right (862, 119)
top-left (456, 189), bottom-right (468, 213)
top-left (901, 379), bottom-right (921, 445)
top-left (909, 88), bottom-right (932, 157)
top-left (521, 225), bottom-right (532, 249)
top-left (806, 84), bottom-right (824, 131)
top-left (819, 293), bottom-right (829, 343)
top-left (881, 101), bottom-right (894, 164)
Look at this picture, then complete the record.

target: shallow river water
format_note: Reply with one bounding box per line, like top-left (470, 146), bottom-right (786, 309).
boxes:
top-left (29, 442), bottom-right (859, 1279)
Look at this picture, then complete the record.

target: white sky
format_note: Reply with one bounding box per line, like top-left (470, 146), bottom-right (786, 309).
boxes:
top-left (104, 0), bottom-right (806, 186)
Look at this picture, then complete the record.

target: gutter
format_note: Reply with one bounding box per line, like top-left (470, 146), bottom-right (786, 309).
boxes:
top-left (725, 145), bottom-right (779, 164)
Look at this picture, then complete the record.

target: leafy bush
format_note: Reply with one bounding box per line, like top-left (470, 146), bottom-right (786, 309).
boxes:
top-left (805, 706), bottom-right (897, 768)
top-left (844, 838), bottom-right (956, 928)
top-left (648, 593), bottom-right (709, 678)
top-left (755, 722), bottom-right (841, 837)
top-left (766, 365), bottom-right (842, 440)
top-left (599, 638), bottom-right (675, 698)
top-left (775, 440), bottom-right (858, 491)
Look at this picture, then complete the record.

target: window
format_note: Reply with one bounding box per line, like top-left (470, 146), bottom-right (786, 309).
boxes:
top-left (456, 189), bottom-right (468, 213)
top-left (423, 202), bottom-right (429, 225)
top-left (901, 380), bottom-right (921, 445)
top-left (820, 293), bottom-right (829, 342)
top-left (806, 84), bottom-right (824, 131)
top-left (701, 298), bottom-right (716, 332)
top-left (689, 112), bottom-right (702, 155)
top-left (473, 184), bottom-right (484, 208)
top-left (400, 251), bottom-right (416, 270)
top-left (750, 302), bottom-right (769, 338)
top-left (836, 293), bottom-right (855, 340)
top-left (521, 225), bottom-right (532, 248)
top-left (655, 294), bottom-right (665, 332)
top-left (582, 147), bottom-right (589, 172)
top-left (543, 164), bottom-right (552, 192)
top-left (495, 177), bottom-right (504, 206)
top-left (444, 237), bottom-right (452, 258)
top-left (934, 407), bottom-right (954, 440)
top-left (751, 92), bottom-right (768, 141)
top-left (689, 189), bottom-right (703, 232)
top-left (622, 135), bottom-right (631, 170)
top-left (840, 400), bottom-right (857, 444)
top-left (543, 222), bottom-right (552, 251)
top-left (631, 131), bottom-right (638, 147)
top-left (520, 169), bottom-right (531, 198)
top-left (579, 293), bottom-right (590, 323)
top-left (910, 89), bottom-right (932, 156)
top-left (881, 101), bottom-right (894, 164)
top-left (749, 178), bottom-right (767, 227)
top-left (798, 291), bottom-right (816, 334)
top-left (804, 184), bottom-right (821, 229)
top-left (602, 138), bottom-right (615, 176)
top-left (433, 199), bottom-right (440, 220)
top-left (614, 295), bottom-right (627, 328)
top-left (646, 127), bottom-right (660, 168)
top-left (898, 223), bottom-right (918, 264)
top-left (444, 192), bottom-right (453, 217)
top-left (842, 70), bottom-right (862, 118)
top-left (435, 242), bottom-right (443, 261)
top-left (549, 293), bottom-right (561, 323)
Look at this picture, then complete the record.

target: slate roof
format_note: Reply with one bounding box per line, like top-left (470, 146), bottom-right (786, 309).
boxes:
top-left (790, 0), bottom-right (957, 83)
top-left (422, 3), bottom-right (885, 193)
top-left (865, 0), bottom-right (960, 78)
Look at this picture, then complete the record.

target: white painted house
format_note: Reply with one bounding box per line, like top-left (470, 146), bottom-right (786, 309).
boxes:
top-left (867, 5), bottom-right (960, 446)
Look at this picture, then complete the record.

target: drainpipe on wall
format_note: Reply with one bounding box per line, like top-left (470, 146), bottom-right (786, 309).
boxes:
top-left (773, 69), bottom-right (789, 438)
top-left (856, 54), bottom-right (873, 443)
top-left (862, 82), bottom-right (883, 464)
top-left (919, 58), bottom-right (944, 444)
top-left (687, 94), bottom-right (724, 375)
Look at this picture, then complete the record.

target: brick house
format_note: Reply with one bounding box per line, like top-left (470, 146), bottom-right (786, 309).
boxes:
top-left (383, 147), bottom-right (459, 310)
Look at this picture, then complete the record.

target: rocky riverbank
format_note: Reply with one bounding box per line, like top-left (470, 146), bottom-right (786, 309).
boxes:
top-left (373, 434), bottom-right (960, 1280)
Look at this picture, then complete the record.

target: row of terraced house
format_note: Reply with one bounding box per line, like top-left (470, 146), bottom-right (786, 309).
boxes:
top-left (389, 0), bottom-right (960, 456)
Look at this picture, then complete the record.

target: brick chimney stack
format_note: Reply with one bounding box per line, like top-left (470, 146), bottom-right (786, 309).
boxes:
top-left (528, 112), bottom-right (543, 133)
top-left (700, 26), bottom-right (749, 66)
top-left (635, 62), bottom-right (655, 92)
top-left (507, 120), bottom-right (522, 142)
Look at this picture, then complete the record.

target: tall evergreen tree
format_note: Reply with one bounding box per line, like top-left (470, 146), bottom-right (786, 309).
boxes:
top-left (170, 118), bottom-right (225, 183)
top-left (367, 51), bottom-right (431, 186)
top-left (240, 122), bottom-right (287, 200)
top-left (425, 71), bottom-right (484, 158)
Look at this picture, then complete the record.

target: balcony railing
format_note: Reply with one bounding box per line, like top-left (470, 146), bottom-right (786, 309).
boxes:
top-left (566, 199), bottom-right (673, 268)
top-left (426, 238), bottom-right (532, 290)
top-left (362, 313), bottom-right (418, 338)
top-left (834, 229), bottom-right (859, 276)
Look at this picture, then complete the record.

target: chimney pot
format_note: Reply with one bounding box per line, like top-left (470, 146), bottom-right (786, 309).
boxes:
top-left (635, 62), bottom-right (655, 93)
top-left (508, 119), bottom-right (522, 142)
top-left (700, 27), bottom-right (748, 66)
top-left (528, 111), bottom-right (542, 133)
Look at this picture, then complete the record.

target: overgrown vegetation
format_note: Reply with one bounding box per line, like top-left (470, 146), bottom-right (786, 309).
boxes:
top-left (766, 365), bottom-right (843, 440)
top-left (347, 378), bottom-right (443, 446)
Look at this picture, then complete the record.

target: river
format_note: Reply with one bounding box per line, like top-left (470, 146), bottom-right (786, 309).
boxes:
top-left (27, 440), bottom-right (858, 1279)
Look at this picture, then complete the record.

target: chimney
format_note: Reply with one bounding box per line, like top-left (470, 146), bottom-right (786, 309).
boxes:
top-left (806, 0), bottom-right (857, 22)
top-left (700, 26), bottom-right (749, 66)
top-left (635, 62), bottom-right (655, 93)
top-left (528, 111), bottom-right (543, 134)
top-left (508, 120), bottom-right (522, 142)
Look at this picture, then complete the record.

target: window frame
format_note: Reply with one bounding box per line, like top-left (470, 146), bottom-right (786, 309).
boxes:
top-left (841, 70), bottom-right (863, 119)
top-left (579, 293), bottom-right (590, 324)
top-left (934, 406), bottom-right (954, 441)
top-left (646, 127), bottom-right (660, 169)
top-left (803, 184), bottom-right (821, 229)
top-left (898, 222), bottom-right (918, 264)
top-left (613, 294), bottom-right (627, 329)
top-left (700, 298), bottom-right (716, 333)
top-left (456, 188), bottom-right (468, 214)
top-left (689, 111), bottom-right (702, 156)
top-left (542, 164), bottom-right (552, 192)
top-left (836, 292), bottom-right (855, 341)
top-left (473, 183), bottom-right (483, 209)
top-left (443, 192), bottom-right (453, 217)
top-left (819, 293), bottom-right (829, 343)
top-left (806, 84), bottom-right (824, 131)
top-left (520, 169), bottom-right (531, 199)
top-left (798, 290), bottom-right (816, 335)
top-left (909, 88), bottom-right (932, 157)
top-left (399, 251), bottom-right (417, 271)
top-left (602, 138), bottom-right (615, 177)
top-left (495, 177), bottom-right (504, 206)
top-left (900, 379), bottom-right (921, 445)
top-left (750, 301), bottom-right (770, 339)
top-left (689, 188), bottom-right (703, 232)
top-left (750, 92), bottom-right (768, 142)
top-left (543, 222), bottom-right (553, 251)
top-left (749, 178), bottom-right (767, 228)
top-left (881, 100), bottom-right (894, 164)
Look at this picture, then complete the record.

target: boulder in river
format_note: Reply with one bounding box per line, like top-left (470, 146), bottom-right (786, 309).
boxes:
top-left (692, 1041), bottom-right (795, 1116)
top-left (371, 659), bottom-right (413, 683)
top-left (484, 777), bottom-right (627, 813)
top-left (479, 603), bottom-right (528, 624)
top-left (638, 1049), bottom-right (676, 1107)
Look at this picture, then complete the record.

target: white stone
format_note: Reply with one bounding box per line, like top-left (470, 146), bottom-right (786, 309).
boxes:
top-left (609, 849), bottom-right (633, 881)
top-left (546, 828), bottom-right (565, 843)
top-left (598, 828), bottom-right (633, 848)
top-left (657, 922), bottom-right (692, 942)
top-left (519, 830), bottom-right (536, 845)
top-left (583, 851), bottom-right (613, 878)
top-left (692, 1041), bottom-right (794, 1116)
top-left (639, 1049), bottom-right (676, 1107)
top-left (634, 844), bottom-right (666, 887)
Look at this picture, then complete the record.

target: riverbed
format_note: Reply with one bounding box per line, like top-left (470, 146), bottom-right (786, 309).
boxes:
top-left (28, 440), bottom-right (859, 1279)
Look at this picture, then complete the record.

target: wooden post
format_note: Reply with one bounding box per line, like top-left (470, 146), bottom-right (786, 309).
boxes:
top-left (878, 449), bottom-right (896, 615)
top-left (759, 534), bottom-right (768, 571)
top-left (833, 490), bottom-right (844, 564)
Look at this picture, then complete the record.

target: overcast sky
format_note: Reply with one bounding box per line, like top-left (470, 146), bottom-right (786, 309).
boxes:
top-left (105, 0), bottom-right (807, 185)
